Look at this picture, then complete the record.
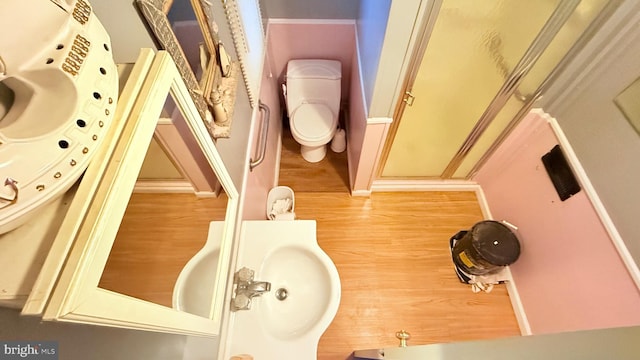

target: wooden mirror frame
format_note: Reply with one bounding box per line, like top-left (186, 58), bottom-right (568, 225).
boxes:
top-left (22, 50), bottom-right (238, 336)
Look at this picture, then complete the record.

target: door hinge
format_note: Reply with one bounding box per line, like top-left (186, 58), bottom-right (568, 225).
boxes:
top-left (403, 91), bottom-right (415, 106)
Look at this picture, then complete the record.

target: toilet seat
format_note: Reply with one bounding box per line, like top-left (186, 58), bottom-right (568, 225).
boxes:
top-left (290, 103), bottom-right (337, 145)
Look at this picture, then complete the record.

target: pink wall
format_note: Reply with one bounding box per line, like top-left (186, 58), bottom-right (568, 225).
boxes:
top-left (475, 111), bottom-right (640, 334)
top-left (266, 21), bottom-right (356, 105)
top-left (263, 20), bottom-right (383, 195)
top-left (266, 20), bottom-right (375, 195)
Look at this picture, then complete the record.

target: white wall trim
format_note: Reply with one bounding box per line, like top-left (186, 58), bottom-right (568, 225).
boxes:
top-left (157, 117), bottom-right (173, 125)
top-left (367, 116), bottom-right (393, 125)
top-left (273, 131), bottom-right (283, 187)
top-left (474, 186), bottom-right (493, 219)
top-left (371, 179), bottom-right (481, 192)
top-left (133, 181), bottom-right (218, 198)
top-left (266, 18), bottom-right (355, 25)
top-left (193, 191), bottom-right (219, 198)
top-left (351, 189), bottom-right (372, 197)
top-left (133, 180), bottom-right (194, 193)
top-left (475, 186), bottom-right (532, 336)
top-left (545, 114), bottom-right (640, 290)
top-left (504, 268), bottom-right (533, 336)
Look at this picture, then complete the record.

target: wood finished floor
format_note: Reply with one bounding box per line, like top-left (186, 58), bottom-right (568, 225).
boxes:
top-left (298, 192), bottom-right (520, 359)
top-left (279, 127), bottom-right (350, 192)
top-left (100, 129), bottom-right (520, 358)
top-left (99, 193), bottom-right (228, 308)
top-left (280, 130), bottom-right (520, 359)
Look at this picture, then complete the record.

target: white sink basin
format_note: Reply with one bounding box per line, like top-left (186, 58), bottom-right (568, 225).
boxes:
top-left (260, 245), bottom-right (335, 341)
top-left (227, 220), bottom-right (340, 359)
top-left (172, 221), bottom-right (223, 317)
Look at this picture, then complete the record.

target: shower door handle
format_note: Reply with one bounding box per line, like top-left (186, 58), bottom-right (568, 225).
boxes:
top-left (249, 101), bottom-right (270, 171)
top-left (403, 91), bottom-right (415, 106)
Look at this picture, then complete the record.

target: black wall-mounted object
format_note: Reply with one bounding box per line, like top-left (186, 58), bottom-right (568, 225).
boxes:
top-left (542, 145), bottom-right (581, 201)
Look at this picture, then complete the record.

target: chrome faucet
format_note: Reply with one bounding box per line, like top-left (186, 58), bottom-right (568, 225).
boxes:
top-left (245, 280), bottom-right (271, 294)
top-left (231, 267), bottom-right (271, 311)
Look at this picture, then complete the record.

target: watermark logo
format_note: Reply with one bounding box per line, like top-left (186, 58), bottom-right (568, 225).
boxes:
top-left (1, 342), bottom-right (58, 359)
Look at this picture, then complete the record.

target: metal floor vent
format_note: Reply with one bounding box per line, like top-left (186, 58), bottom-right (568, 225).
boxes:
top-left (541, 145), bottom-right (581, 201)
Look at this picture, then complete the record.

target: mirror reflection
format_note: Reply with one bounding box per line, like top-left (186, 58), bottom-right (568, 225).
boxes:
top-left (136, 0), bottom-right (237, 137)
top-left (98, 92), bottom-right (228, 317)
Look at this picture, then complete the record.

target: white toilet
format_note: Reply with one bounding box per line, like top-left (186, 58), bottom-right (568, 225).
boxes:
top-left (286, 59), bottom-right (341, 163)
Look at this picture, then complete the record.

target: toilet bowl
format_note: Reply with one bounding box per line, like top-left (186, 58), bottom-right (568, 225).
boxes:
top-left (0, 0), bottom-right (118, 234)
top-left (286, 59), bottom-right (341, 163)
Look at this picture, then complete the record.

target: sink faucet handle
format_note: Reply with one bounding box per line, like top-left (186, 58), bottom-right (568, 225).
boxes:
top-left (236, 267), bottom-right (255, 283)
top-left (232, 293), bottom-right (251, 310)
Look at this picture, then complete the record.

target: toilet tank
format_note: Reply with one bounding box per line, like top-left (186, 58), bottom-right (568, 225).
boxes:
top-left (286, 59), bottom-right (342, 115)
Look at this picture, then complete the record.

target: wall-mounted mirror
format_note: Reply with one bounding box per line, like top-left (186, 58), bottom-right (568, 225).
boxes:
top-left (23, 50), bottom-right (238, 336)
top-left (136, 0), bottom-right (239, 138)
top-left (98, 96), bottom-right (230, 319)
top-left (615, 76), bottom-right (640, 135)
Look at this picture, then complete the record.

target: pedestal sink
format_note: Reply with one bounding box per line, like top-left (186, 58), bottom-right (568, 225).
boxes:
top-left (226, 220), bottom-right (340, 360)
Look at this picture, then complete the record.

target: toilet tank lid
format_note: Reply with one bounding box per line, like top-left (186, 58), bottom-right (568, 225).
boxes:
top-left (287, 60), bottom-right (341, 80)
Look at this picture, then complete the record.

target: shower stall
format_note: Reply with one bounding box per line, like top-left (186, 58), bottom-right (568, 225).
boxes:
top-left (379, 0), bottom-right (618, 179)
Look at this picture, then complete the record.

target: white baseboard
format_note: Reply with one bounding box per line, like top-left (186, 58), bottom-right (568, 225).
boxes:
top-left (474, 186), bottom-right (493, 220)
top-left (193, 191), bottom-right (219, 198)
top-left (134, 180), bottom-right (194, 194)
top-left (370, 179), bottom-right (481, 192)
top-left (504, 267), bottom-right (533, 336)
top-left (273, 131), bottom-right (283, 187)
top-left (475, 186), bottom-right (531, 336)
top-left (350, 189), bottom-right (372, 197)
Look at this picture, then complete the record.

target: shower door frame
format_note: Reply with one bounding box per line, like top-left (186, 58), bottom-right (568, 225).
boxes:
top-left (377, 0), bottom-right (623, 180)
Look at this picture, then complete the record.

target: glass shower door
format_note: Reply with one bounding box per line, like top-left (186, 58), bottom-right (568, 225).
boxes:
top-left (381, 0), bottom-right (610, 179)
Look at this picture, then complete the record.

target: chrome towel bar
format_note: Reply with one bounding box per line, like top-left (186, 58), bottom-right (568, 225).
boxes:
top-left (250, 101), bottom-right (270, 171)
